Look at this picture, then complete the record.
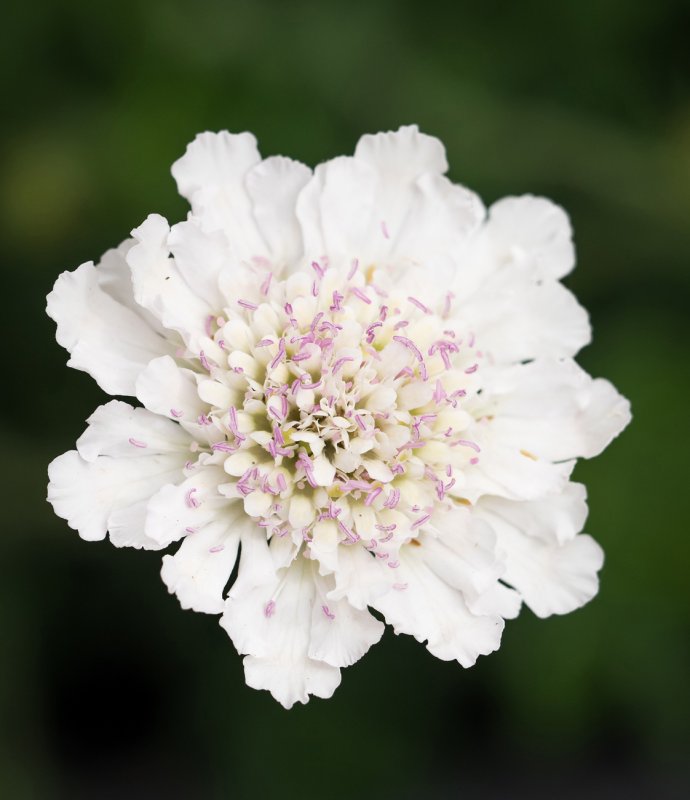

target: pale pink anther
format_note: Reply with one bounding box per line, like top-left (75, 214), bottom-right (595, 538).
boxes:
top-left (212, 442), bottom-right (235, 453)
top-left (218, 339), bottom-right (226, 349)
top-left (470, 457), bottom-right (479, 465)
top-left (260, 271), bottom-right (273, 295)
top-left (311, 260), bottom-right (325, 277)
top-left (384, 488), bottom-right (400, 509)
top-left (451, 438), bottom-right (481, 452)
top-left (269, 338), bottom-right (286, 370)
top-left (204, 315), bottom-right (214, 336)
top-left (411, 513), bottom-right (430, 530)
top-left (387, 560), bottom-right (400, 569)
top-left (407, 296), bottom-right (431, 314)
top-left (393, 320), bottom-right (409, 330)
top-left (347, 258), bottom-right (359, 280)
top-left (330, 290), bottom-right (344, 311)
top-left (170, 408), bottom-right (183, 418)
top-left (355, 414), bottom-right (366, 431)
top-left (209, 544), bottom-right (225, 553)
top-left (364, 486), bottom-right (383, 506)
top-left (392, 335), bottom-right (423, 362)
top-left (338, 519), bottom-right (360, 543)
top-left (381, 220), bottom-right (390, 239)
top-left (184, 526), bottom-right (197, 534)
top-left (128, 438), bottom-right (147, 448)
top-left (185, 488), bottom-right (200, 508)
top-left (276, 474), bottom-right (287, 492)
top-left (199, 350), bottom-right (211, 371)
top-left (264, 601), bottom-right (276, 618)
top-left (197, 414), bottom-right (212, 426)
top-left (256, 338), bottom-right (273, 347)
top-left (331, 356), bottom-right (354, 375)
top-left (237, 299), bottom-right (258, 311)
top-left (351, 287), bottom-right (371, 304)
top-left (322, 605), bottom-right (336, 621)
top-left (465, 363), bottom-right (478, 374)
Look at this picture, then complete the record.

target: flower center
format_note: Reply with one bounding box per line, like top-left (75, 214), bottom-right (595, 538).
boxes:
top-left (190, 259), bottom-right (483, 560)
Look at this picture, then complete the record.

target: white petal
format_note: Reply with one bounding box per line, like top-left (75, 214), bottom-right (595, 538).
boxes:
top-left (221, 558), bottom-right (341, 708)
top-left (312, 455), bottom-right (336, 487)
top-left (47, 257), bottom-right (174, 396)
top-left (473, 359), bottom-right (632, 461)
top-left (476, 495), bottom-right (604, 617)
top-left (245, 156), bottom-right (312, 265)
top-left (127, 214), bottom-right (212, 348)
top-left (477, 483), bottom-right (589, 547)
top-left (309, 574), bottom-right (384, 668)
top-left (161, 509), bottom-right (247, 614)
top-left (136, 355), bottom-right (208, 423)
top-left (457, 273), bottom-right (591, 363)
top-left (355, 124), bottom-right (448, 176)
top-left (172, 130), bottom-right (261, 202)
top-left (48, 401), bottom-right (189, 544)
top-left (144, 465), bottom-right (229, 547)
top-left (371, 545), bottom-right (504, 666)
top-left (167, 220), bottom-right (230, 308)
top-left (327, 545), bottom-right (392, 610)
top-left (76, 399), bottom-right (190, 461)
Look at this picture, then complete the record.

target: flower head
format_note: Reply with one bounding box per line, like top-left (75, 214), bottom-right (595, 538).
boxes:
top-left (47, 126), bottom-right (631, 707)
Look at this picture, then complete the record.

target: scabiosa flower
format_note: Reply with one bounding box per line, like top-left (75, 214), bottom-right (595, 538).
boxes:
top-left (47, 126), bottom-right (630, 707)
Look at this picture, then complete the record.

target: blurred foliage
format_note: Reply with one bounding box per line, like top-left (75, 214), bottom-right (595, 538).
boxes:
top-left (1, 0), bottom-right (688, 798)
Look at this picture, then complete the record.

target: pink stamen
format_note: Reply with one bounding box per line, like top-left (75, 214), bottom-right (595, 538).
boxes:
top-left (128, 438), bottom-right (147, 448)
top-left (470, 457), bottom-right (480, 465)
top-left (322, 605), bottom-right (336, 620)
top-left (384, 488), bottom-right (400, 509)
top-left (355, 414), bottom-right (366, 431)
top-left (276, 474), bottom-right (287, 492)
top-left (393, 320), bottom-right (409, 330)
top-left (364, 487), bottom-right (383, 507)
top-left (465, 363), bottom-right (478, 374)
top-left (407, 296), bottom-right (431, 314)
top-left (256, 338), bottom-right (273, 347)
top-left (237, 299), bottom-right (258, 311)
top-left (264, 600), bottom-right (276, 618)
top-left (411, 513), bottom-right (430, 530)
top-left (392, 335), bottom-right (423, 362)
top-left (381, 220), bottom-right (390, 239)
top-left (185, 488), bottom-right (200, 508)
top-left (209, 544), bottom-right (225, 554)
top-left (199, 350), bottom-right (211, 371)
top-left (311, 260), bottom-right (325, 277)
top-left (347, 258), bottom-right (359, 280)
top-left (451, 438), bottom-right (481, 453)
top-left (184, 526), bottom-right (197, 534)
top-left (204, 315), bottom-right (214, 336)
top-left (260, 271), bottom-right (273, 295)
top-left (269, 338), bottom-right (286, 370)
top-left (351, 287), bottom-right (371, 304)
top-left (330, 290), bottom-right (344, 311)
top-left (212, 442), bottom-right (235, 452)
top-left (170, 408), bottom-right (183, 418)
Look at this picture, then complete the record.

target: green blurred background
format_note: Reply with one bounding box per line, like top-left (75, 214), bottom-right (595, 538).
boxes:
top-left (1, 1), bottom-right (688, 797)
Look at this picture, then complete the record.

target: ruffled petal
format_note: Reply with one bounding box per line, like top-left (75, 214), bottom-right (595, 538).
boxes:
top-left (47, 252), bottom-right (174, 396)
top-left (371, 543), bottom-right (504, 666)
top-left (135, 355), bottom-right (208, 423)
top-left (308, 573), bottom-right (384, 667)
top-left (221, 558), bottom-right (341, 708)
top-left (47, 401), bottom-right (189, 545)
top-left (475, 491), bottom-right (604, 617)
top-left (472, 359), bottom-right (632, 461)
top-left (245, 156), bottom-right (312, 266)
top-left (127, 214), bottom-right (213, 349)
top-left (297, 125), bottom-right (482, 268)
top-left (468, 278), bottom-right (590, 363)
top-left (161, 507), bottom-right (249, 614)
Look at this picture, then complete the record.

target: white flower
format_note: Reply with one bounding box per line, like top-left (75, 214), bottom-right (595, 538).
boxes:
top-left (47, 126), bottom-right (631, 708)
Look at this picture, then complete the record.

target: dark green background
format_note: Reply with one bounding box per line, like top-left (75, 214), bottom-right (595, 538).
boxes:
top-left (1, 1), bottom-right (688, 797)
